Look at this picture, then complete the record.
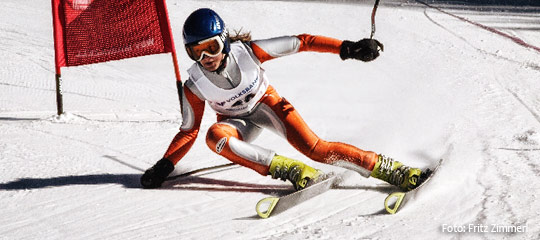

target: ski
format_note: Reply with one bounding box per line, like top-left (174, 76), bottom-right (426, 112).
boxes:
top-left (384, 159), bottom-right (444, 214)
top-left (255, 173), bottom-right (343, 219)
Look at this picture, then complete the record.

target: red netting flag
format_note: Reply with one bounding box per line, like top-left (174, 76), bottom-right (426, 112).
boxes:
top-left (51, 0), bottom-right (176, 71)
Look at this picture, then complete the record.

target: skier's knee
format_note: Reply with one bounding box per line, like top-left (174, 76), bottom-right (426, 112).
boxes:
top-left (206, 123), bottom-right (240, 154)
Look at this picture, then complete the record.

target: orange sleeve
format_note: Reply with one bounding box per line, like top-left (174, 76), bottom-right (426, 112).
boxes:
top-left (250, 34), bottom-right (343, 63)
top-left (296, 34), bottom-right (343, 54)
top-left (251, 43), bottom-right (274, 64)
top-left (163, 85), bottom-right (205, 164)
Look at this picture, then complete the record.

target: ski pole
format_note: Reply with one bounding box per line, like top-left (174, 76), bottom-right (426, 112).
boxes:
top-left (166, 163), bottom-right (237, 181)
top-left (370, 0), bottom-right (381, 39)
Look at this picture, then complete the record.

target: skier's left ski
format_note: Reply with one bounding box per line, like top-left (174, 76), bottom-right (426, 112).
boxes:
top-left (255, 173), bottom-right (343, 218)
top-left (384, 159), bottom-right (444, 214)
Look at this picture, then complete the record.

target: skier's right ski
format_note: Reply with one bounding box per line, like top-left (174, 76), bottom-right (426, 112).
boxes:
top-left (255, 173), bottom-right (343, 218)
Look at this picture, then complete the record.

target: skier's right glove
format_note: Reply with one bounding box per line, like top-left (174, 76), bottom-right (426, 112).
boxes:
top-left (340, 39), bottom-right (384, 62)
top-left (140, 158), bottom-right (174, 189)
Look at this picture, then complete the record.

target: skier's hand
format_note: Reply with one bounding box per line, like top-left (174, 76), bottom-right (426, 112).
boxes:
top-left (340, 39), bottom-right (384, 62)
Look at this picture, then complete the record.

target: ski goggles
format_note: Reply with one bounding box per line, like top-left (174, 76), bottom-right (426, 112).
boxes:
top-left (185, 35), bottom-right (224, 61)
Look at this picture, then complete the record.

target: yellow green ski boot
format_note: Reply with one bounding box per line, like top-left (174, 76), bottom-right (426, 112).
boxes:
top-left (269, 155), bottom-right (322, 191)
top-left (370, 154), bottom-right (422, 191)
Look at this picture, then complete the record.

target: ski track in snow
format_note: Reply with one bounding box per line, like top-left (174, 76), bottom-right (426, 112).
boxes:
top-left (417, 0), bottom-right (540, 53)
top-left (1, 0), bottom-right (540, 239)
top-left (420, 8), bottom-right (540, 234)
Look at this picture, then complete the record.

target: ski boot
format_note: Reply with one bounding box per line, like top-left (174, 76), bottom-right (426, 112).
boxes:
top-left (140, 158), bottom-right (174, 189)
top-left (370, 154), bottom-right (422, 191)
top-left (269, 155), bottom-right (322, 191)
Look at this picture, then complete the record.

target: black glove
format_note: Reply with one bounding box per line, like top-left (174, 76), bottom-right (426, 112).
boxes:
top-left (340, 39), bottom-right (384, 62)
top-left (141, 158), bottom-right (174, 189)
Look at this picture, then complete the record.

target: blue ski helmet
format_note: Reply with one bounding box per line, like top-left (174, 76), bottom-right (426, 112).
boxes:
top-left (183, 8), bottom-right (230, 54)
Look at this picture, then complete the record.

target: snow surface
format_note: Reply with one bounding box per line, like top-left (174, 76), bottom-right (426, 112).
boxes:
top-left (1, 0), bottom-right (540, 239)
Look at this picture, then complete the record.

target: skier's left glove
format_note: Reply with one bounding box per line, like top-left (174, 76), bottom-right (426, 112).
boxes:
top-left (340, 39), bottom-right (384, 62)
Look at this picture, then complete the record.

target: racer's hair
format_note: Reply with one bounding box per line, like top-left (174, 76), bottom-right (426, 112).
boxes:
top-left (229, 28), bottom-right (252, 43)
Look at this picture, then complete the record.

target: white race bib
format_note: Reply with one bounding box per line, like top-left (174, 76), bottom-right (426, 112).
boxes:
top-left (188, 42), bottom-right (269, 116)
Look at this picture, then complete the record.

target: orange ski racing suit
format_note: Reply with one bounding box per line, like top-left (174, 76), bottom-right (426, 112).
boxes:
top-left (163, 34), bottom-right (378, 176)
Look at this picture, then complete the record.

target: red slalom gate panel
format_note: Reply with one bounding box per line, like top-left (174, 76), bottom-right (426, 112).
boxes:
top-left (51, 0), bottom-right (175, 70)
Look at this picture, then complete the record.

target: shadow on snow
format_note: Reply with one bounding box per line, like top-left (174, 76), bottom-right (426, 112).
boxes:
top-left (0, 174), bottom-right (142, 190)
top-left (0, 174), bottom-right (294, 195)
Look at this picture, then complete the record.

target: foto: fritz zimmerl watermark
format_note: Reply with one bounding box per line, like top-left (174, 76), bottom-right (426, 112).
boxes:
top-left (442, 223), bottom-right (527, 234)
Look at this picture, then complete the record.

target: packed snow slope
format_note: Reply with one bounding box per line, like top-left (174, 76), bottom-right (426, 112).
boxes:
top-left (1, 0), bottom-right (540, 239)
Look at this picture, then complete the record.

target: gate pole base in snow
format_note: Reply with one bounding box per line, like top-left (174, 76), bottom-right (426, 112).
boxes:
top-left (55, 73), bottom-right (64, 116)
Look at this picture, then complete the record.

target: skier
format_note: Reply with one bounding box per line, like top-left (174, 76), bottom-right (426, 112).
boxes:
top-left (141, 8), bottom-right (422, 191)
